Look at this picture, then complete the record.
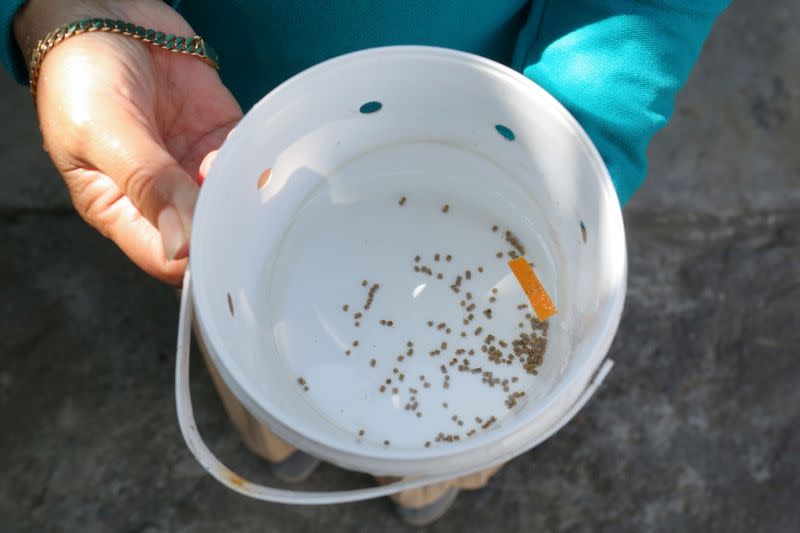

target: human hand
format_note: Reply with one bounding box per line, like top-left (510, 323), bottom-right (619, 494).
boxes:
top-left (15, 0), bottom-right (242, 284)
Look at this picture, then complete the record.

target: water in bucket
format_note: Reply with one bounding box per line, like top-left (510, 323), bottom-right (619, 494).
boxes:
top-left (265, 141), bottom-right (568, 449)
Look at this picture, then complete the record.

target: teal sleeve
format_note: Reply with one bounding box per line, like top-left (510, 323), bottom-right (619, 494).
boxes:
top-left (513, 0), bottom-right (731, 205)
top-left (0, 0), bottom-right (28, 83)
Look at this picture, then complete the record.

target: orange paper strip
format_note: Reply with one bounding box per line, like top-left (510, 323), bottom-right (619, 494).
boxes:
top-left (507, 257), bottom-right (557, 321)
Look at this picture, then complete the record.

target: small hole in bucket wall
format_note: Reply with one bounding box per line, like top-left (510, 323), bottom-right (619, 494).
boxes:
top-left (580, 221), bottom-right (587, 243)
top-left (495, 124), bottom-right (516, 141)
top-left (227, 293), bottom-right (235, 317)
top-left (359, 101), bottom-right (382, 114)
top-left (257, 167), bottom-right (272, 190)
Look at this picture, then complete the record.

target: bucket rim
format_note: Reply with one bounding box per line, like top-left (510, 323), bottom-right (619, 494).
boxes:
top-left (190, 45), bottom-right (627, 471)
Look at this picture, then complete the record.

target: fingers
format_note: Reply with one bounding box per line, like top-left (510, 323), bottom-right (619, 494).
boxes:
top-left (66, 170), bottom-right (187, 285)
top-left (84, 117), bottom-right (199, 260)
top-left (198, 125), bottom-right (237, 184)
top-left (198, 149), bottom-right (218, 184)
top-left (106, 196), bottom-right (188, 286)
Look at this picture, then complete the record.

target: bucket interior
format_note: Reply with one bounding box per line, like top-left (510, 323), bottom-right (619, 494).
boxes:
top-left (192, 48), bottom-right (625, 472)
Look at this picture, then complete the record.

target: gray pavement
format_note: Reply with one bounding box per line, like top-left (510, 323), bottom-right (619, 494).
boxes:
top-left (1, 2), bottom-right (798, 532)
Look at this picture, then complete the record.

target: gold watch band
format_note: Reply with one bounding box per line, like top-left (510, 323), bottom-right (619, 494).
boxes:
top-left (29, 17), bottom-right (220, 101)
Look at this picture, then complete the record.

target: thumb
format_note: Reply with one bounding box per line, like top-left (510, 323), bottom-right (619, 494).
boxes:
top-left (84, 119), bottom-right (199, 260)
top-left (198, 148), bottom-right (218, 185)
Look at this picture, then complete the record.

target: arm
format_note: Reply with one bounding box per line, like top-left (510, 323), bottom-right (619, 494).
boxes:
top-left (512, 0), bottom-right (731, 205)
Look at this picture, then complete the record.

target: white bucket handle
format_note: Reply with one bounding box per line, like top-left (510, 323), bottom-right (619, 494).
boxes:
top-left (176, 268), bottom-right (614, 504)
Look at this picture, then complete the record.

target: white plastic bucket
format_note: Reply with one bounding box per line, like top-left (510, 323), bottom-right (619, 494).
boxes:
top-left (175, 46), bottom-right (627, 504)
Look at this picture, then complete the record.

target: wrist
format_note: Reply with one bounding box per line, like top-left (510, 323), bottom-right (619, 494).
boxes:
top-left (13, 0), bottom-right (191, 67)
top-left (14, 1), bottom-right (115, 65)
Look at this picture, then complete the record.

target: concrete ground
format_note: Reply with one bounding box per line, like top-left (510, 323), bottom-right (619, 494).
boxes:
top-left (1, 2), bottom-right (798, 531)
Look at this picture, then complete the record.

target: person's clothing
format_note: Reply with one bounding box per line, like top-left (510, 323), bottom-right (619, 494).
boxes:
top-left (197, 324), bottom-right (499, 508)
top-left (0, 0), bottom-right (730, 204)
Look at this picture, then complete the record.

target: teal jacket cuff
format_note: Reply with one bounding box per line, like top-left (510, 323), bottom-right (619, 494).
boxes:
top-left (0, 0), bottom-right (28, 83)
top-left (514, 0), bottom-right (731, 205)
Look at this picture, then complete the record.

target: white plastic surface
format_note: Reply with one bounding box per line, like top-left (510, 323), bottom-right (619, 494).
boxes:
top-left (176, 269), bottom-right (614, 504)
top-left (183, 46), bottom-right (626, 485)
top-left (266, 141), bottom-right (567, 449)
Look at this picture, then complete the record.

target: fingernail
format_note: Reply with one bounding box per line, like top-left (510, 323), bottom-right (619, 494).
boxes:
top-left (170, 181), bottom-right (199, 236)
top-left (199, 150), bottom-right (219, 183)
top-left (158, 206), bottom-right (188, 260)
